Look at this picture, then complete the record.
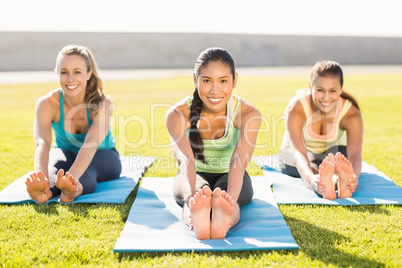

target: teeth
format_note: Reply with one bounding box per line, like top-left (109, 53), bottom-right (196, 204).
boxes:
top-left (67, 85), bottom-right (78, 89)
top-left (209, 97), bottom-right (222, 102)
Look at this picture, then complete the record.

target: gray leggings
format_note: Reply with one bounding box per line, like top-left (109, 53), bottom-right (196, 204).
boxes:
top-left (277, 146), bottom-right (347, 177)
top-left (173, 171), bottom-right (254, 207)
top-left (48, 148), bottom-right (122, 197)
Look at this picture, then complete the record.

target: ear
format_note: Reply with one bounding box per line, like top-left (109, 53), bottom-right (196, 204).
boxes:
top-left (308, 81), bottom-right (312, 90)
top-left (233, 72), bottom-right (239, 89)
top-left (193, 73), bottom-right (197, 86)
top-left (87, 69), bottom-right (93, 81)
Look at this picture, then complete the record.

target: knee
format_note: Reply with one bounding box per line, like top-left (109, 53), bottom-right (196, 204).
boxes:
top-left (81, 181), bottom-right (96, 195)
top-left (80, 176), bottom-right (97, 195)
top-left (106, 154), bottom-right (122, 179)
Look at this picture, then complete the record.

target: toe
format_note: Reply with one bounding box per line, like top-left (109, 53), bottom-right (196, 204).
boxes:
top-left (57, 169), bottom-right (64, 179)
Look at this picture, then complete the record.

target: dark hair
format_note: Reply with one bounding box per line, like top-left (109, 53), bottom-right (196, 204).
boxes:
top-left (55, 44), bottom-right (104, 114)
top-left (310, 60), bottom-right (359, 110)
top-left (189, 47), bottom-right (236, 163)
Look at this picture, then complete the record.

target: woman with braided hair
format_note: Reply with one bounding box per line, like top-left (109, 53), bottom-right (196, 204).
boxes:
top-left (166, 47), bottom-right (261, 240)
top-left (25, 44), bottom-right (121, 204)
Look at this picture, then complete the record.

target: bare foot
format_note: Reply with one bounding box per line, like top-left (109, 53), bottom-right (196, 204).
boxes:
top-left (189, 186), bottom-right (212, 240)
top-left (55, 170), bottom-right (77, 203)
top-left (318, 154), bottom-right (337, 200)
top-left (210, 188), bottom-right (234, 239)
top-left (335, 153), bottom-right (354, 198)
top-left (25, 171), bottom-right (52, 204)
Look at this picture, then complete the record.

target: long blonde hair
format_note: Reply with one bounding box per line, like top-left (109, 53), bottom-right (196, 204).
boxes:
top-left (55, 44), bottom-right (104, 114)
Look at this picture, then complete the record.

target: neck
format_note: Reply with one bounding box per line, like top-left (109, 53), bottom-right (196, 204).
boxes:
top-left (62, 91), bottom-right (86, 108)
top-left (201, 105), bottom-right (227, 117)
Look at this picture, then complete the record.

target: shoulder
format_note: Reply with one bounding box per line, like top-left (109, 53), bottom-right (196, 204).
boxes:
top-left (341, 102), bottom-right (362, 129)
top-left (285, 91), bottom-right (307, 128)
top-left (343, 99), bottom-right (361, 120)
top-left (36, 89), bottom-right (60, 112)
top-left (238, 98), bottom-right (260, 118)
top-left (286, 97), bottom-right (305, 121)
top-left (287, 97), bottom-right (304, 113)
top-left (101, 95), bottom-right (113, 107)
top-left (233, 98), bottom-right (261, 129)
top-left (35, 89), bottom-right (60, 123)
top-left (165, 97), bottom-right (191, 126)
top-left (285, 89), bottom-right (307, 113)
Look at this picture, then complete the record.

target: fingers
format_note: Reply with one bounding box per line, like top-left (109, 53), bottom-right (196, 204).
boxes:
top-left (316, 184), bottom-right (326, 195)
top-left (188, 216), bottom-right (193, 230)
top-left (65, 173), bottom-right (76, 185)
top-left (346, 181), bottom-right (358, 192)
top-left (345, 174), bottom-right (358, 192)
top-left (316, 179), bottom-right (329, 194)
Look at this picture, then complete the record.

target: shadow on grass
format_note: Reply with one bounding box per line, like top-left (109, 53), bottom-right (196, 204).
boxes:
top-left (343, 205), bottom-right (392, 215)
top-left (33, 204), bottom-right (59, 215)
top-left (116, 249), bottom-right (297, 263)
top-left (117, 214), bottom-right (385, 266)
top-left (284, 215), bottom-right (385, 267)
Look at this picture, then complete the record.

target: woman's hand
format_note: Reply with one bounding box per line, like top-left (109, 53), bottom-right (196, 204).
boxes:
top-left (345, 174), bottom-right (358, 193)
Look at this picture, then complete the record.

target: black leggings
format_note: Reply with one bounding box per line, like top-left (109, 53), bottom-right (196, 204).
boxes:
top-left (277, 146), bottom-right (347, 177)
top-left (48, 148), bottom-right (122, 196)
top-left (173, 170), bottom-right (254, 206)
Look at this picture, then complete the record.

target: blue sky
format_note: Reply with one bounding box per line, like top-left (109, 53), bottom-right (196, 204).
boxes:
top-left (2, 0), bottom-right (402, 37)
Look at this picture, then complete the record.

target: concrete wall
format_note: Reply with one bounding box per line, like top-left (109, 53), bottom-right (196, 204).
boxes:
top-left (1, 31), bottom-right (402, 71)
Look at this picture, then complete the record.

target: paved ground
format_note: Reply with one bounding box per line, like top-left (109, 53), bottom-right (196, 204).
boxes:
top-left (1, 65), bottom-right (402, 84)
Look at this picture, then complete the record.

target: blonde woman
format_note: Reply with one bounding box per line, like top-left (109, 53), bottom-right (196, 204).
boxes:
top-left (26, 44), bottom-right (121, 204)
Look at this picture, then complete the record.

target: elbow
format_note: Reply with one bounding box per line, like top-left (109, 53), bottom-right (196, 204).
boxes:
top-left (35, 138), bottom-right (51, 150)
top-left (175, 152), bottom-right (195, 171)
top-left (82, 138), bottom-right (101, 151)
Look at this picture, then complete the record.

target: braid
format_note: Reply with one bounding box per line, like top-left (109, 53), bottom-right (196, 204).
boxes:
top-left (189, 47), bottom-right (235, 164)
top-left (189, 89), bottom-right (206, 164)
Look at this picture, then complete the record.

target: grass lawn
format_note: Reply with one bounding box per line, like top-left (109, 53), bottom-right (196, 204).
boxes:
top-left (0, 71), bottom-right (401, 267)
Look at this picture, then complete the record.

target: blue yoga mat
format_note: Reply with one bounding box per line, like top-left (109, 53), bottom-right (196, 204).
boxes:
top-left (0, 156), bottom-right (155, 205)
top-left (113, 176), bottom-right (299, 253)
top-left (252, 155), bottom-right (402, 205)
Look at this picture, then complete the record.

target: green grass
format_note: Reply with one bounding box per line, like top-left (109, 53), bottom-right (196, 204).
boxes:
top-left (0, 72), bottom-right (401, 267)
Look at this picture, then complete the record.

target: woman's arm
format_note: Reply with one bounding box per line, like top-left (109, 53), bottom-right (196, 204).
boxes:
top-left (228, 100), bottom-right (261, 203)
top-left (33, 96), bottom-right (56, 179)
top-left (68, 97), bottom-right (112, 180)
top-left (287, 101), bottom-right (319, 191)
top-left (341, 106), bottom-right (363, 180)
top-left (165, 102), bottom-right (197, 205)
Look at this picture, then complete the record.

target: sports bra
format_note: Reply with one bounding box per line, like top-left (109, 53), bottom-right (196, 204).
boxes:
top-left (281, 89), bottom-right (351, 154)
top-left (52, 89), bottom-right (115, 154)
top-left (186, 95), bottom-right (241, 173)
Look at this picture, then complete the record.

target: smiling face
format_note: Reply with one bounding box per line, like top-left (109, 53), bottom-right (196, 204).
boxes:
top-left (194, 61), bottom-right (238, 114)
top-left (310, 75), bottom-right (342, 114)
top-left (57, 54), bottom-right (92, 100)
